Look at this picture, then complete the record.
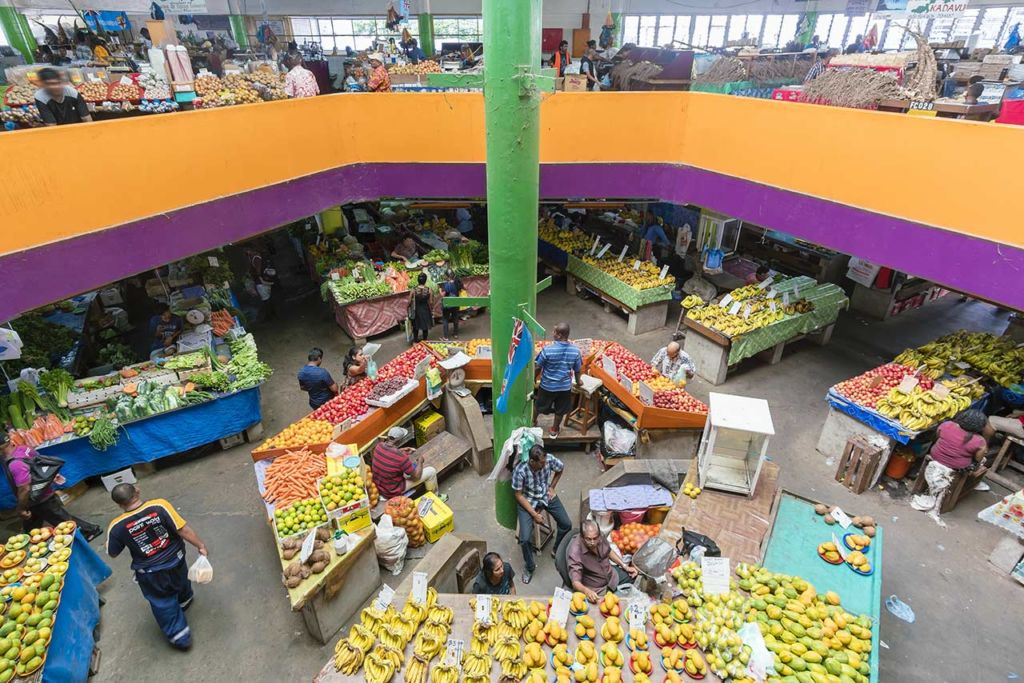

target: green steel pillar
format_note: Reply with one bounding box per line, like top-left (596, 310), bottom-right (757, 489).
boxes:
top-left (417, 11), bottom-right (434, 57)
top-left (484, 0), bottom-right (543, 529)
top-left (0, 3), bottom-right (38, 62)
top-left (229, 15), bottom-right (249, 50)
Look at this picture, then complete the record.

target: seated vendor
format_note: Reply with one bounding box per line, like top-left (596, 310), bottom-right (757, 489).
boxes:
top-left (371, 427), bottom-right (437, 501)
top-left (568, 520), bottom-right (638, 601)
top-left (471, 552), bottom-right (517, 595)
top-left (149, 305), bottom-right (183, 350)
top-left (341, 347), bottom-right (368, 387)
top-left (391, 236), bottom-right (420, 263)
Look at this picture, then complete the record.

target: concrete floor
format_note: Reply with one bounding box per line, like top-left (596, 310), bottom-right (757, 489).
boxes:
top-left (38, 285), bottom-right (1023, 682)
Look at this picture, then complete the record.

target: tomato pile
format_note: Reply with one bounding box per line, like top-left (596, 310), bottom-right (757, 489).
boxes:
top-left (834, 363), bottom-right (929, 409)
top-left (610, 522), bottom-right (661, 555)
top-left (311, 346), bottom-right (438, 425)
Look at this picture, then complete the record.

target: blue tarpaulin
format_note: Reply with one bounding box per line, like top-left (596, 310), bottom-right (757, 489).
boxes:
top-left (0, 387), bottom-right (261, 509)
top-left (826, 387), bottom-right (988, 444)
top-left (537, 239), bottom-right (568, 270)
top-left (42, 531), bottom-right (111, 683)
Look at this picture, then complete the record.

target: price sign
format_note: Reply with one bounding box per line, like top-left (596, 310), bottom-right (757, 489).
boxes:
top-left (373, 584), bottom-right (396, 612)
top-left (729, 302), bottom-right (742, 316)
top-left (794, 285), bottom-right (801, 298)
top-left (626, 600), bottom-right (648, 631)
top-left (119, 75), bottom-right (134, 85)
top-left (443, 638), bottom-right (465, 667)
top-left (601, 356), bottom-right (617, 377)
top-left (830, 507), bottom-right (853, 530)
top-left (414, 356), bottom-right (431, 379)
top-left (633, 260), bottom-right (642, 271)
top-left (639, 381), bottom-right (654, 406)
top-left (782, 292), bottom-right (790, 306)
top-left (769, 301), bottom-right (777, 313)
top-left (756, 275), bottom-right (774, 289)
top-left (617, 245), bottom-right (629, 263)
top-left (719, 294), bottom-right (733, 308)
top-left (550, 587), bottom-right (572, 626)
top-left (896, 375), bottom-right (919, 394)
top-left (597, 244), bottom-right (613, 259)
top-left (208, 256), bottom-right (219, 267)
top-left (331, 418), bottom-right (352, 439)
top-left (299, 528), bottom-right (317, 564)
top-left (743, 304), bottom-right (752, 320)
top-left (832, 533), bottom-right (849, 562)
top-left (412, 571), bottom-right (428, 605)
top-left (330, 271), bottom-right (340, 281)
top-left (475, 595), bottom-right (493, 625)
top-left (590, 235), bottom-right (601, 255)
top-left (476, 345), bottom-right (492, 359)
top-left (767, 288), bottom-right (777, 299)
top-left (701, 556), bottom-right (730, 595)
top-left (620, 375), bottom-right (634, 394)
top-left (659, 265), bottom-right (670, 280)
top-left (931, 383), bottom-right (950, 399)
top-left (954, 361), bottom-right (971, 370)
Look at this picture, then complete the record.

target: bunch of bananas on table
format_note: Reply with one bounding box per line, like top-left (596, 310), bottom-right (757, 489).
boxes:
top-left (428, 662), bottom-right (459, 683)
top-left (362, 644), bottom-right (402, 683)
top-left (501, 658), bottom-right (527, 680)
top-left (404, 654), bottom-right (431, 683)
top-left (682, 295), bottom-right (705, 309)
top-left (580, 256), bottom-right (667, 290)
top-left (462, 652), bottom-right (492, 678)
top-left (502, 598), bottom-right (530, 631)
top-left (333, 639), bottom-right (365, 674)
top-left (892, 348), bottom-right (948, 379)
top-left (875, 380), bottom-right (977, 431)
top-left (539, 221), bottom-right (591, 252)
top-left (686, 301), bottom-right (785, 337)
top-left (895, 331), bottom-right (1024, 386)
top-left (493, 634), bottom-right (521, 662)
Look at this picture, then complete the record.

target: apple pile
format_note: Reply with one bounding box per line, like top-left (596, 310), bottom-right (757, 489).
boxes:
top-left (654, 388), bottom-right (708, 414)
top-left (834, 363), bottom-right (931, 409)
top-left (601, 344), bottom-right (657, 382)
top-left (376, 346), bottom-right (436, 382)
top-left (610, 522), bottom-right (661, 555)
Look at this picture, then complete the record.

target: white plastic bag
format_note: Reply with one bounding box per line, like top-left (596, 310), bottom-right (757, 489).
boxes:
top-left (188, 555), bottom-right (214, 584)
top-left (603, 421), bottom-right (637, 456)
top-left (374, 515), bottom-right (409, 575)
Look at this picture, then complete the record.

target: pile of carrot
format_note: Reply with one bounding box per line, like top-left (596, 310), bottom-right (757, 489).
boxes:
top-left (211, 309), bottom-right (236, 337)
top-left (262, 447), bottom-right (327, 508)
top-left (8, 415), bottom-right (67, 447)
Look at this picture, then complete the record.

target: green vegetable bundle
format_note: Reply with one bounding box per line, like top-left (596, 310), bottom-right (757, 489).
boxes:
top-left (188, 371), bottom-right (231, 392)
top-left (163, 350), bottom-right (208, 370)
top-left (224, 334), bottom-right (273, 391)
top-left (328, 279), bottom-right (392, 304)
top-left (39, 369), bottom-right (73, 408)
top-left (422, 248), bottom-right (448, 263)
top-left (89, 417), bottom-right (118, 451)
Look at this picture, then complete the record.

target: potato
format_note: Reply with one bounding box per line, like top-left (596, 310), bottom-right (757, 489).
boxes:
top-left (311, 561), bottom-right (328, 574)
top-left (316, 527), bottom-right (331, 542)
top-left (282, 548), bottom-right (298, 560)
top-left (285, 575), bottom-right (302, 588)
top-left (814, 504), bottom-right (828, 516)
top-left (300, 566), bottom-right (311, 579)
top-left (824, 514), bottom-right (836, 525)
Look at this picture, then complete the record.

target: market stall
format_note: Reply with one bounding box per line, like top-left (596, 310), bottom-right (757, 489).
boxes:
top-left (684, 276), bottom-right (848, 385)
top-left (817, 331), bottom-right (1006, 466)
top-left (0, 525), bottom-right (111, 681)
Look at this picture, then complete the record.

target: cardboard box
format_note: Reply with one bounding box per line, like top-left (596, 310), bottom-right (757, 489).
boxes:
top-left (414, 410), bottom-right (446, 446)
top-left (415, 492), bottom-right (454, 543)
top-left (100, 467), bottom-right (136, 492)
top-left (337, 506), bottom-right (371, 533)
top-left (563, 74), bottom-right (588, 92)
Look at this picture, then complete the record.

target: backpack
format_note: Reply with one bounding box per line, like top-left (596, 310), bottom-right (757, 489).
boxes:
top-left (2, 450), bottom-right (65, 505)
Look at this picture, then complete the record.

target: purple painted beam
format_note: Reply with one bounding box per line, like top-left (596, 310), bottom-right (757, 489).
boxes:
top-left (1, 162), bottom-right (1021, 322)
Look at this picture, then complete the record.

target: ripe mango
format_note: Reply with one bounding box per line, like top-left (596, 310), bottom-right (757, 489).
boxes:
top-left (0, 668), bottom-right (11, 683)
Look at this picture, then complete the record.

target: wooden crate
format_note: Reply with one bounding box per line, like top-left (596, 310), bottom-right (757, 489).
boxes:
top-left (835, 436), bottom-right (882, 494)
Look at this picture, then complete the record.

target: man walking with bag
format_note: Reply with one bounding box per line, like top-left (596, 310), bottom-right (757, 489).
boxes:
top-left (1, 434), bottom-right (103, 540)
top-left (106, 484), bottom-right (209, 650)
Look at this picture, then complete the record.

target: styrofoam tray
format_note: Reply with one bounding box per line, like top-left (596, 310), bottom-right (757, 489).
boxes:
top-left (365, 378), bottom-right (419, 408)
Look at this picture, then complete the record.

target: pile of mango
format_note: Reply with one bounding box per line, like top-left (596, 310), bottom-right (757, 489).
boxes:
top-left (0, 574), bottom-right (64, 680)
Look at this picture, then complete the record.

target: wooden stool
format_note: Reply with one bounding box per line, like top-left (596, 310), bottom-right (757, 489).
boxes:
top-left (516, 509), bottom-right (555, 551)
top-left (565, 390), bottom-right (599, 436)
top-left (911, 455), bottom-right (988, 514)
top-left (992, 435), bottom-right (1024, 473)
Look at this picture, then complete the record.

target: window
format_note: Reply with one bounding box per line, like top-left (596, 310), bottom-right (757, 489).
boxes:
top-left (432, 16), bottom-right (482, 52)
top-left (746, 15), bottom-right (764, 44)
top-left (0, 24), bottom-right (8, 47)
top-left (674, 16), bottom-right (692, 45)
top-left (623, 15), bottom-right (640, 44)
top-left (761, 15), bottom-right (784, 48)
top-left (692, 16), bottom-right (711, 48)
top-left (708, 15), bottom-right (729, 48)
top-left (727, 15), bottom-right (749, 42)
top-left (824, 14), bottom-right (849, 49)
top-left (656, 16), bottom-right (676, 46)
top-left (778, 14), bottom-right (800, 47)
top-left (977, 7), bottom-right (1007, 48)
top-left (289, 15), bottom-right (418, 53)
top-left (638, 15), bottom-right (657, 46)
top-left (846, 15), bottom-right (870, 48)
top-left (999, 7), bottom-right (1024, 47)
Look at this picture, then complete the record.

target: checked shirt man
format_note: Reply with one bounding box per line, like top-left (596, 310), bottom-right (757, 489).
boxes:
top-left (511, 446), bottom-right (572, 584)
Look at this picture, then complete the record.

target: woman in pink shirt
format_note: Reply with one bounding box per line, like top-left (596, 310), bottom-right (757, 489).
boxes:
top-left (283, 52), bottom-right (320, 98)
top-left (912, 410), bottom-right (987, 527)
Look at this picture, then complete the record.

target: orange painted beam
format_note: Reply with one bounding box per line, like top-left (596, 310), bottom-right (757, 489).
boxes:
top-left (1, 91), bottom-right (1021, 259)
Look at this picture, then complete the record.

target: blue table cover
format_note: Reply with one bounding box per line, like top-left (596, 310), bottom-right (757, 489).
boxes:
top-left (537, 239), bottom-right (568, 270)
top-left (826, 387), bottom-right (988, 445)
top-left (0, 387), bottom-right (261, 509)
top-left (42, 531), bottom-right (112, 683)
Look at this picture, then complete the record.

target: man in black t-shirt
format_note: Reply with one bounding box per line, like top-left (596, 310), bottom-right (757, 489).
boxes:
top-left (34, 67), bottom-right (92, 126)
top-left (107, 484), bottom-right (208, 650)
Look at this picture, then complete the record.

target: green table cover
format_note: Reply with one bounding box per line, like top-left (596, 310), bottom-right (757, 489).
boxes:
top-left (567, 255), bottom-right (674, 310)
top-left (762, 494), bottom-right (882, 682)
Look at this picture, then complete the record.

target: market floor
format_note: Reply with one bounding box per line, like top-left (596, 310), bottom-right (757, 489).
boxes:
top-left (35, 288), bottom-right (1023, 682)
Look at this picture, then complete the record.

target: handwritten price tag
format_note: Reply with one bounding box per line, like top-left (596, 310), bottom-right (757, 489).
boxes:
top-left (550, 587), bottom-right (572, 626)
top-left (618, 245), bottom-right (629, 263)
top-left (412, 571), bottom-right (428, 605)
top-left (330, 272), bottom-right (340, 281)
top-left (443, 638), bottom-right (464, 667)
top-left (701, 556), bottom-right (730, 595)
top-left (597, 244), bottom-right (612, 259)
top-left (719, 294), bottom-right (733, 308)
top-left (743, 304), bottom-right (752, 320)
top-left (769, 300), bottom-right (777, 313)
top-left (639, 382), bottom-right (654, 406)
top-left (602, 356), bottom-right (617, 377)
top-left (757, 275), bottom-right (774, 289)
top-left (833, 533), bottom-right (849, 562)
top-left (830, 507), bottom-right (853, 529)
top-left (729, 302), bottom-right (742, 316)
top-left (475, 595), bottom-right (493, 625)
top-left (633, 260), bottom-right (642, 271)
top-left (208, 256), bottom-right (219, 267)
top-left (659, 265), bottom-right (670, 280)
top-left (620, 375), bottom-right (634, 394)
top-left (782, 292), bottom-right (790, 306)
top-left (626, 600), bottom-right (648, 630)
top-left (590, 235), bottom-right (601, 255)
top-left (374, 584), bottom-right (396, 612)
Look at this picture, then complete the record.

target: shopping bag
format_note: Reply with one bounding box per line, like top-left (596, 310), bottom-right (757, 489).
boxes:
top-left (404, 318), bottom-right (414, 343)
top-left (188, 555), bottom-right (214, 584)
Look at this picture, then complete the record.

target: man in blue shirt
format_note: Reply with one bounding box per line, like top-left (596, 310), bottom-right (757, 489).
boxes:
top-left (403, 38), bottom-right (427, 64)
top-left (297, 347), bottom-right (338, 409)
top-left (534, 322), bottom-right (582, 437)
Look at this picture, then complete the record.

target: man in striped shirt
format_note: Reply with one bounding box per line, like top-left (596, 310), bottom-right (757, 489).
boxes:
top-left (534, 322), bottom-right (583, 437)
top-left (371, 427), bottom-right (436, 500)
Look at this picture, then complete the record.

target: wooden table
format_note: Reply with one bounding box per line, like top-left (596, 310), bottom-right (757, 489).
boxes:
top-left (314, 593), bottom-right (724, 682)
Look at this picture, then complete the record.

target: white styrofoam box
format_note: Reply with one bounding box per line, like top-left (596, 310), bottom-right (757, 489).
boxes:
top-left (99, 287), bottom-right (123, 307)
top-left (100, 467), bottom-right (137, 492)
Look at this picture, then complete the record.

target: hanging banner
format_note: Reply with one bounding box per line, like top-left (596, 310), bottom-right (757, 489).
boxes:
top-left (906, 0), bottom-right (969, 16)
top-left (159, 0), bottom-right (209, 13)
top-left (845, 0), bottom-right (876, 15)
top-left (83, 10), bottom-right (132, 31)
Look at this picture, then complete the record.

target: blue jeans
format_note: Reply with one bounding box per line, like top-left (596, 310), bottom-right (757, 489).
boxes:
top-left (517, 495), bottom-right (572, 573)
top-left (136, 555), bottom-right (193, 648)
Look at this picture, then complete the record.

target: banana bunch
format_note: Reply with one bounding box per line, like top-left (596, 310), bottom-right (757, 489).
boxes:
top-left (500, 658), bottom-right (527, 680)
top-left (404, 653), bottom-right (430, 683)
top-left (493, 635), bottom-right (521, 662)
top-left (464, 676), bottom-right (488, 683)
top-left (875, 384), bottom-right (973, 431)
top-left (729, 284), bottom-right (762, 301)
top-left (361, 606), bottom-right (390, 636)
top-left (412, 631), bottom-right (445, 661)
top-left (469, 634), bottom-right (491, 656)
top-left (462, 652), bottom-right (492, 677)
top-left (580, 255), bottom-right (667, 291)
top-left (395, 613), bottom-right (418, 641)
top-left (380, 624), bottom-right (408, 652)
top-left (402, 598), bottom-right (428, 626)
top-left (682, 295), bottom-right (705, 309)
top-left (429, 663), bottom-right (459, 683)
top-left (363, 650), bottom-right (397, 683)
top-left (496, 622), bottom-right (521, 641)
top-left (686, 302), bottom-right (784, 337)
top-left (427, 605), bottom-right (453, 626)
top-left (502, 599), bottom-right (530, 631)
top-left (333, 640), bottom-right (364, 674)
top-left (371, 644), bottom-right (403, 671)
top-left (347, 624), bottom-right (375, 654)
top-left (468, 596), bottom-right (500, 623)
top-left (421, 618), bottom-right (450, 643)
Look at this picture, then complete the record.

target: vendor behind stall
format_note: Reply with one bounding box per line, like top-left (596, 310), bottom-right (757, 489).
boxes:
top-left (746, 265), bottom-right (770, 285)
top-left (392, 236), bottom-right (420, 263)
top-left (651, 341), bottom-right (695, 382)
top-left (34, 68), bottom-right (92, 126)
top-left (284, 52), bottom-right (320, 98)
top-left (568, 520), bottom-right (637, 600)
top-left (912, 409), bottom-right (987, 527)
top-left (367, 53), bottom-right (392, 92)
top-left (341, 347), bottom-right (367, 387)
top-left (371, 427), bottom-right (437, 500)
top-left (149, 306), bottom-right (183, 350)
top-left (472, 552), bottom-right (517, 595)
